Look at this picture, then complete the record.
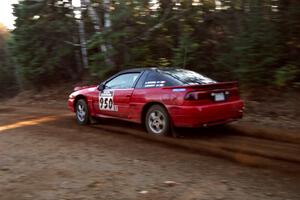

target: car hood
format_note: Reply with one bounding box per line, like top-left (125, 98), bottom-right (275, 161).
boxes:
top-left (73, 85), bottom-right (97, 91)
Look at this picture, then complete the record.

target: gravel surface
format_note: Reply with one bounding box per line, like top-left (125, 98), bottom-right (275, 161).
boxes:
top-left (0, 105), bottom-right (300, 200)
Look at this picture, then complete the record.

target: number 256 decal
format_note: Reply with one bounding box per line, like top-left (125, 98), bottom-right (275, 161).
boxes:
top-left (99, 90), bottom-right (118, 111)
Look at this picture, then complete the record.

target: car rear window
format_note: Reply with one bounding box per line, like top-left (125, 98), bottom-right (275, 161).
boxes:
top-left (158, 69), bottom-right (216, 85)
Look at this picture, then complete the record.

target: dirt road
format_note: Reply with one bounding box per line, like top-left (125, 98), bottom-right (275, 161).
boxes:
top-left (0, 103), bottom-right (300, 200)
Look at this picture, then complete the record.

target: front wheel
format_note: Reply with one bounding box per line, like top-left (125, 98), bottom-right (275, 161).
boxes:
top-left (145, 105), bottom-right (170, 136)
top-left (76, 99), bottom-right (90, 125)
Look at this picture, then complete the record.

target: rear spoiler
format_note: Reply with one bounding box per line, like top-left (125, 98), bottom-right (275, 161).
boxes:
top-left (163, 81), bottom-right (239, 90)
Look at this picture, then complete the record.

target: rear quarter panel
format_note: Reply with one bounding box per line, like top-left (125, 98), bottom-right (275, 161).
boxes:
top-left (129, 87), bottom-right (186, 123)
top-left (130, 85), bottom-right (243, 127)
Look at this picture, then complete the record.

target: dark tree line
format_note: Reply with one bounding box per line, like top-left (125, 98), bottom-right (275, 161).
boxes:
top-left (0, 0), bottom-right (299, 92)
top-left (0, 23), bottom-right (17, 97)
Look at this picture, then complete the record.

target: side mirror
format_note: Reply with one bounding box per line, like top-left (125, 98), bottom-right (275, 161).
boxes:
top-left (97, 83), bottom-right (105, 91)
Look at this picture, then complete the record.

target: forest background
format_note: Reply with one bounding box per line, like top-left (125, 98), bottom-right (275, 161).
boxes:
top-left (0, 0), bottom-right (299, 98)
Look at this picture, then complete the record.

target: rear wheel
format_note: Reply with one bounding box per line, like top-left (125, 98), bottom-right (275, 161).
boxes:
top-left (145, 105), bottom-right (170, 136)
top-left (76, 99), bottom-right (90, 125)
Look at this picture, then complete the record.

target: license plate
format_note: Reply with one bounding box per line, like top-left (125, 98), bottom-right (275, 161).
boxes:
top-left (214, 92), bottom-right (225, 102)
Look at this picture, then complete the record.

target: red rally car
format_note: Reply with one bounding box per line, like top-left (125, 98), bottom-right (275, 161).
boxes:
top-left (68, 68), bottom-right (244, 136)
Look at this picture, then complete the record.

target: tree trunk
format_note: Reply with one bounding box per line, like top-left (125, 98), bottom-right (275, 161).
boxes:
top-left (103, 0), bottom-right (112, 28)
top-left (82, 0), bottom-right (113, 67)
top-left (77, 18), bottom-right (89, 69)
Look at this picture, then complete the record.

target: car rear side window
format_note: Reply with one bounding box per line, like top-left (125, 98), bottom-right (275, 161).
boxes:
top-left (142, 72), bottom-right (181, 88)
top-left (105, 73), bottom-right (140, 89)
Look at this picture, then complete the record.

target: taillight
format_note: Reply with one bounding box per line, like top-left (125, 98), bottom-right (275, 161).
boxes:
top-left (184, 92), bottom-right (199, 100)
top-left (184, 90), bottom-right (234, 101)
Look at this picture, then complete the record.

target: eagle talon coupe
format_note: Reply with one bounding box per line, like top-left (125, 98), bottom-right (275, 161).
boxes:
top-left (68, 68), bottom-right (244, 136)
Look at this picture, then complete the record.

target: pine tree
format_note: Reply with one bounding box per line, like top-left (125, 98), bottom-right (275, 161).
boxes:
top-left (0, 23), bottom-right (17, 97)
top-left (11, 0), bottom-right (79, 88)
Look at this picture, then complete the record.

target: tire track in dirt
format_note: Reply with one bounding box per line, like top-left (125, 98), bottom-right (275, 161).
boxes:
top-left (1, 104), bottom-right (299, 172)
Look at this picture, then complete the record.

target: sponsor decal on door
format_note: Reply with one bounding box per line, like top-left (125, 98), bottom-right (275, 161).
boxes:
top-left (99, 90), bottom-right (118, 111)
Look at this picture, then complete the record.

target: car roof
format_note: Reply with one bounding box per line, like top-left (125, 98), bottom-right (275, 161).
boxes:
top-left (118, 67), bottom-right (181, 74)
top-left (118, 67), bottom-right (155, 73)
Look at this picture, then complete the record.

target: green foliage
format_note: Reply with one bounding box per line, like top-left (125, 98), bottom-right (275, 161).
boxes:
top-left (215, 0), bottom-right (299, 87)
top-left (87, 0), bottom-right (215, 77)
top-left (172, 25), bottom-right (200, 68)
top-left (0, 24), bottom-right (17, 97)
top-left (6, 0), bottom-right (300, 90)
top-left (10, 0), bottom-right (79, 88)
top-left (275, 65), bottom-right (299, 87)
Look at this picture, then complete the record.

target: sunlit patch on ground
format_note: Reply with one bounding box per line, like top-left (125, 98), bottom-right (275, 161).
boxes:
top-left (0, 116), bottom-right (61, 132)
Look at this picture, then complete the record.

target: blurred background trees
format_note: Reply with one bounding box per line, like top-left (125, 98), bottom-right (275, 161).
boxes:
top-left (0, 23), bottom-right (17, 97)
top-left (11, 0), bottom-right (79, 89)
top-left (1, 0), bottom-right (299, 92)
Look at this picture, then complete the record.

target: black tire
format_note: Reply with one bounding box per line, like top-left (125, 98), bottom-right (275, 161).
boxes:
top-left (145, 105), bottom-right (170, 136)
top-left (75, 99), bottom-right (90, 125)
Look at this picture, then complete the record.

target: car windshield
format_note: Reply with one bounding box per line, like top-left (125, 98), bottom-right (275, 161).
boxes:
top-left (158, 69), bottom-right (216, 85)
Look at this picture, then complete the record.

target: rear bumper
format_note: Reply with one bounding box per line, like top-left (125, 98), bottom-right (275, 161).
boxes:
top-left (169, 100), bottom-right (244, 128)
